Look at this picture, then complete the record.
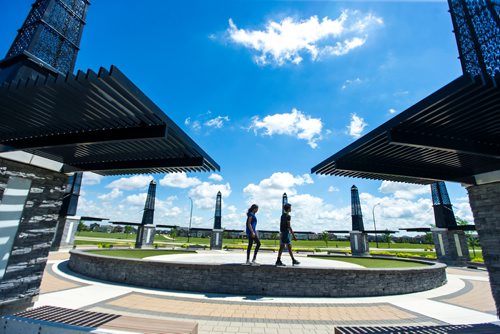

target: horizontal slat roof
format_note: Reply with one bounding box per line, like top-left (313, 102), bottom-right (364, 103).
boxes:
top-left (312, 74), bottom-right (500, 185)
top-left (0, 65), bottom-right (219, 175)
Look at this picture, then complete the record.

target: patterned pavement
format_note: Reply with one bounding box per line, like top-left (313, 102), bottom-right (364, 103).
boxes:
top-left (36, 251), bottom-right (498, 334)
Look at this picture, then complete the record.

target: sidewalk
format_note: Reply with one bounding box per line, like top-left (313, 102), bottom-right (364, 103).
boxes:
top-left (36, 251), bottom-right (498, 334)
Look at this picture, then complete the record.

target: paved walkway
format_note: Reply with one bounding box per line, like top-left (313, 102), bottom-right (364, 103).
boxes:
top-left (36, 250), bottom-right (499, 334)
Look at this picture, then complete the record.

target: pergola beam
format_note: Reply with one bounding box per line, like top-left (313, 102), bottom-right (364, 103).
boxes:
top-left (0, 124), bottom-right (167, 152)
top-left (388, 128), bottom-right (500, 159)
top-left (62, 156), bottom-right (205, 173)
top-left (334, 158), bottom-right (476, 185)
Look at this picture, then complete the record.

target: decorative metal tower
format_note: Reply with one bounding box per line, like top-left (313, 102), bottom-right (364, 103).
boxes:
top-left (349, 185), bottom-right (369, 256)
top-left (351, 185), bottom-right (365, 231)
top-left (429, 181), bottom-right (470, 265)
top-left (431, 182), bottom-right (457, 228)
top-left (0, 0), bottom-right (91, 251)
top-left (210, 191), bottom-right (223, 250)
top-left (214, 191), bottom-right (222, 229)
top-left (448, 0), bottom-right (500, 78)
top-left (282, 193), bottom-right (288, 214)
top-left (135, 180), bottom-right (157, 248)
top-left (0, 0), bottom-right (90, 83)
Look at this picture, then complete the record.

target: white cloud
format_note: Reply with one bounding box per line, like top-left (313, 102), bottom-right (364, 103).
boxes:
top-left (82, 172), bottom-right (103, 186)
top-left (378, 181), bottom-right (430, 200)
top-left (227, 11), bottom-right (383, 66)
top-left (223, 204), bottom-right (245, 228)
top-left (208, 174), bottom-right (223, 182)
top-left (388, 108), bottom-right (397, 114)
top-left (250, 108), bottom-right (323, 148)
top-left (205, 116), bottom-right (229, 128)
top-left (106, 175), bottom-right (153, 191)
top-left (188, 182), bottom-right (232, 209)
top-left (185, 117), bottom-right (201, 131)
top-left (243, 172), bottom-right (313, 210)
top-left (98, 188), bottom-right (123, 201)
top-left (341, 77), bottom-right (363, 90)
top-left (125, 193), bottom-right (147, 206)
top-left (160, 172), bottom-right (201, 189)
top-left (242, 172), bottom-right (339, 232)
top-left (393, 90), bottom-right (409, 97)
top-left (452, 198), bottom-right (474, 223)
top-left (328, 186), bottom-right (340, 192)
top-left (346, 113), bottom-right (367, 138)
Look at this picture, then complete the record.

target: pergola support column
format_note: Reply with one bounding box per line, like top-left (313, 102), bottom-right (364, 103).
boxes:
top-left (467, 181), bottom-right (500, 317)
top-left (0, 158), bottom-right (67, 315)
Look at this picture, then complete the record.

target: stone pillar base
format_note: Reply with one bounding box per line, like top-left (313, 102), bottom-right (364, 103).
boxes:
top-left (52, 217), bottom-right (80, 251)
top-left (210, 229), bottom-right (223, 250)
top-left (467, 181), bottom-right (500, 318)
top-left (0, 296), bottom-right (37, 316)
top-left (350, 231), bottom-right (369, 256)
top-left (431, 228), bottom-right (470, 266)
top-left (135, 225), bottom-right (156, 249)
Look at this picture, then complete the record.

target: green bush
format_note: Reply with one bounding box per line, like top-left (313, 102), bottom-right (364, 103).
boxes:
top-left (470, 254), bottom-right (484, 263)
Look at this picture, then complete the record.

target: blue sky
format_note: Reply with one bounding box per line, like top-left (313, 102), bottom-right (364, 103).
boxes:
top-left (1, 1), bottom-right (474, 233)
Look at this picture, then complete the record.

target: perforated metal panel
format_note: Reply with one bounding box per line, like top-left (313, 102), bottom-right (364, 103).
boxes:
top-left (7, 0), bottom-right (89, 74)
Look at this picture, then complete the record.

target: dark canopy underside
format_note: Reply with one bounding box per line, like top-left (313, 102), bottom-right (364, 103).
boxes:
top-left (0, 65), bottom-right (219, 175)
top-left (312, 74), bottom-right (500, 185)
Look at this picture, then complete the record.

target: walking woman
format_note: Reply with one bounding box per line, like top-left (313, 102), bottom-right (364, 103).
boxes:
top-left (246, 204), bottom-right (261, 265)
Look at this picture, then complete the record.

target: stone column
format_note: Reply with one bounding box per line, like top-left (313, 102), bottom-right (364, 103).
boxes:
top-left (56, 217), bottom-right (80, 249)
top-left (210, 229), bottom-right (223, 250)
top-left (350, 231), bottom-right (369, 256)
top-left (431, 228), bottom-right (470, 265)
top-left (467, 182), bottom-right (500, 317)
top-left (0, 158), bottom-right (67, 315)
top-left (136, 225), bottom-right (156, 249)
top-left (211, 191), bottom-right (223, 250)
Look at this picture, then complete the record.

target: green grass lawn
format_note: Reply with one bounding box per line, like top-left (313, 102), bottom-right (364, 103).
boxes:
top-left (76, 231), bottom-right (436, 249)
top-left (85, 249), bottom-right (195, 259)
top-left (74, 232), bottom-right (483, 263)
top-left (315, 256), bottom-right (430, 268)
top-left (74, 239), bottom-right (133, 247)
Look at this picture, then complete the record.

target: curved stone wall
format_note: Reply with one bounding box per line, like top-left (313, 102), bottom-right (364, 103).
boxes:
top-left (68, 250), bottom-right (447, 297)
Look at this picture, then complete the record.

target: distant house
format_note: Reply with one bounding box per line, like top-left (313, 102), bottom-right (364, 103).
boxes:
top-left (89, 223), bottom-right (100, 231)
top-left (224, 229), bottom-right (244, 239)
top-left (258, 230), bottom-right (280, 240)
top-left (112, 225), bottom-right (124, 233)
top-left (97, 225), bottom-right (113, 233)
top-left (187, 228), bottom-right (212, 238)
top-left (294, 231), bottom-right (318, 240)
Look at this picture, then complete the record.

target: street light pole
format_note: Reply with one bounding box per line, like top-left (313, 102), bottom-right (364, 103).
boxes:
top-left (372, 203), bottom-right (381, 248)
top-left (188, 197), bottom-right (193, 243)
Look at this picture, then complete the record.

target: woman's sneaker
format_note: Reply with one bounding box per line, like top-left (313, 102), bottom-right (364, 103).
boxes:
top-left (292, 259), bottom-right (300, 266)
top-left (245, 260), bottom-right (251, 265)
top-left (251, 259), bottom-right (260, 266)
top-left (275, 259), bottom-right (285, 266)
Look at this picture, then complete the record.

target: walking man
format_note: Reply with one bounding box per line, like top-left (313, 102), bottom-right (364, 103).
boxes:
top-left (276, 203), bottom-right (300, 266)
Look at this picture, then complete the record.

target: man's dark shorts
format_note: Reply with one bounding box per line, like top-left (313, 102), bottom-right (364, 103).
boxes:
top-left (280, 232), bottom-right (292, 244)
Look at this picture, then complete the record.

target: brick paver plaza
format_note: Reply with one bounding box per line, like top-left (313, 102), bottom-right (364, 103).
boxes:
top-left (37, 251), bottom-right (499, 334)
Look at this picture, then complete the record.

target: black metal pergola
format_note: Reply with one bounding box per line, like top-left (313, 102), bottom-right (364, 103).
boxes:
top-left (312, 74), bottom-right (499, 185)
top-left (0, 65), bottom-right (219, 175)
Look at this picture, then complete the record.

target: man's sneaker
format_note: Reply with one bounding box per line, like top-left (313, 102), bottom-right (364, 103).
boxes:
top-left (251, 260), bottom-right (260, 266)
top-left (292, 259), bottom-right (300, 266)
top-left (275, 259), bottom-right (285, 266)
